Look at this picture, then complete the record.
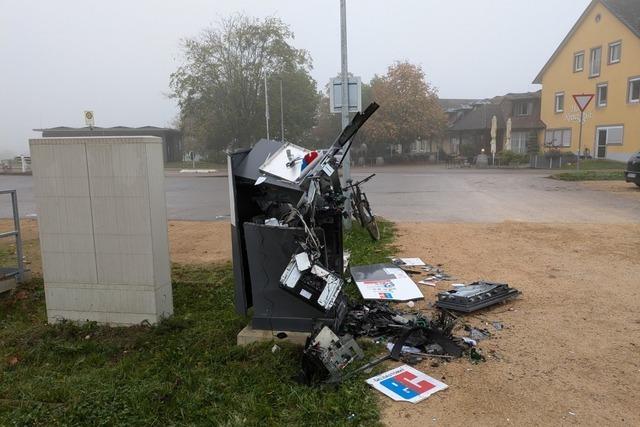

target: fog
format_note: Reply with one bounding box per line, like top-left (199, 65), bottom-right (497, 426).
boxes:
top-left (0, 0), bottom-right (589, 157)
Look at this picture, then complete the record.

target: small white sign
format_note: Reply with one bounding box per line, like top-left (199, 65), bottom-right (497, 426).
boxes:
top-left (367, 365), bottom-right (448, 403)
top-left (84, 110), bottom-right (95, 126)
top-left (329, 76), bottom-right (362, 114)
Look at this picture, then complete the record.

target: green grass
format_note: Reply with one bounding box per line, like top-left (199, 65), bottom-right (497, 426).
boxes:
top-left (551, 170), bottom-right (625, 181)
top-left (0, 222), bottom-right (397, 426)
top-left (560, 159), bottom-right (626, 170)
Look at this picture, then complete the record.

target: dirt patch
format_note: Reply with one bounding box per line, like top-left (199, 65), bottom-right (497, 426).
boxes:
top-left (168, 220), bottom-right (231, 264)
top-left (0, 219), bottom-right (231, 273)
top-left (581, 180), bottom-right (640, 196)
top-left (381, 222), bottom-right (640, 427)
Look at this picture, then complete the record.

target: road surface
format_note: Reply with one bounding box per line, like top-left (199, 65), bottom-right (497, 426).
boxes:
top-left (2, 166), bottom-right (639, 223)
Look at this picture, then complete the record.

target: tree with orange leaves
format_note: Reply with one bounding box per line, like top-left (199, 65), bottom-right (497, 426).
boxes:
top-left (362, 61), bottom-right (446, 155)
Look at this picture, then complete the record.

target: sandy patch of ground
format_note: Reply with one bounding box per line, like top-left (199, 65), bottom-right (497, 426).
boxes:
top-left (0, 219), bottom-right (231, 274)
top-left (580, 180), bottom-right (640, 196)
top-left (168, 220), bottom-right (231, 264)
top-left (382, 222), bottom-right (640, 427)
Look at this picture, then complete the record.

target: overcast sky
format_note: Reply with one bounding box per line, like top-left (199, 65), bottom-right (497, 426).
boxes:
top-left (0, 0), bottom-right (590, 156)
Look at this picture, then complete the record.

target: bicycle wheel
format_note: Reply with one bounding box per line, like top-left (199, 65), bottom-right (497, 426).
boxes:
top-left (357, 200), bottom-right (380, 241)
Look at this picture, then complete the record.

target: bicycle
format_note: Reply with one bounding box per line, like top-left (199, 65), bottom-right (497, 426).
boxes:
top-left (343, 173), bottom-right (380, 241)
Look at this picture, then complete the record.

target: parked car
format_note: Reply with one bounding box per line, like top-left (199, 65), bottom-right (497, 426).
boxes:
top-left (625, 152), bottom-right (640, 187)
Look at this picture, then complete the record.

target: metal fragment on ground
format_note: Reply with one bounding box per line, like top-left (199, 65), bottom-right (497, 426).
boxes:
top-left (435, 281), bottom-right (520, 313)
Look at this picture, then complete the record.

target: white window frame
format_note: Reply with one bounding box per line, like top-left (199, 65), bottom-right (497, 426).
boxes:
top-left (595, 125), bottom-right (624, 146)
top-left (515, 102), bottom-right (531, 116)
top-left (608, 41), bottom-right (621, 64)
top-left (590, 46), bottom-right (602, 77)
top-left (629, 77), bottom-right (640, 103)
top-left (596, 83), bottom-right (608, 107)
top-left (554, 92), bottom-right (565, 113)
top-left (574, 51), bottom-right (584, 72)
top-left (545, 129), bottom-right (572, 148)
top-left (511, 131), bottom-right (528, 154)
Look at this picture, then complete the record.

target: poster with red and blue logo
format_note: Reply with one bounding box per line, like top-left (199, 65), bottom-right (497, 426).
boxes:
top-left (366, 365), bottom-right (448, 403)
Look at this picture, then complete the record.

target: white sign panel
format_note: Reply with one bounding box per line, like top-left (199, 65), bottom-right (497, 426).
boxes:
top-left (367, 365), bottom-right (448, 403)
top-left (84, 110), bottom-right (95, 126)
top-left (330, 77), bottom-right (362, 113)
top-left (351, 263), bottom-right (423, 301)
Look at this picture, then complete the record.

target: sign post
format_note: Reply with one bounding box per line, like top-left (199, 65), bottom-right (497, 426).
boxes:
top-left (572, 94), bottom-right (594, 171)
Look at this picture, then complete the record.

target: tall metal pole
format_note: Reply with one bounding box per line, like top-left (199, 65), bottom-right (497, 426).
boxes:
top-left (280, 79), bottom-right (285, 143)
top-left (340, 0), bottom-right (352, 228)
top-left (577, 111), bottom-right (583, 171)
top-left (264, 73), bottom-right (270, 141)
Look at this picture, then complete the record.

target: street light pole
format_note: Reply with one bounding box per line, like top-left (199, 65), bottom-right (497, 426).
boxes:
top-left (340, 0), bottom-right (352, 228)
top-left (280, 79), bottom-right (285, 143)
top-left (264, 73), bottom-right (270, 141)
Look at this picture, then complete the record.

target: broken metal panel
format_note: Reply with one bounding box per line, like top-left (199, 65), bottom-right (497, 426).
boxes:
top-left (435, 281), bottom-right (520, 312)
top-left (300, 326), bottom-right (364, 384)
top-left (279, 256), bottom-right (343, 312)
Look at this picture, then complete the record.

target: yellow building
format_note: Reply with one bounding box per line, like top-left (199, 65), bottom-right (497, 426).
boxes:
top-left (534, 0), bottom-right (640, 161)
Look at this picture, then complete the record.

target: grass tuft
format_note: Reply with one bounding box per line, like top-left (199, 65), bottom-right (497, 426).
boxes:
top-left (551, 170), bottom-right (625, 181)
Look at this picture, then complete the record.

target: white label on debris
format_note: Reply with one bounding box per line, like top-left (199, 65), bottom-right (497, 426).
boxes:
top-left (295, 252), bottom-right (312, 271)
top-left (299, 289), bottom-right (312, 300)
top-left (322, 164), bottom-right (334, 176)
top-left (397, 258), bottom-right (426, 266)
top-left (366, 365), bottom-right (448, 403)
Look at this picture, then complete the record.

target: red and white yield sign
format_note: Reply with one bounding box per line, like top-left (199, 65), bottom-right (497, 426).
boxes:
top-left (573, 94), bottom-right (595, 112)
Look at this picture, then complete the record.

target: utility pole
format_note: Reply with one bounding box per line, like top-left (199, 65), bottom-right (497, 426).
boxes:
top-left (280, 79), bottom-right (285, 143)
top-left (340, 0), bottom-right (352, 228)
top-left (264, 73), bottom-right (270, 141)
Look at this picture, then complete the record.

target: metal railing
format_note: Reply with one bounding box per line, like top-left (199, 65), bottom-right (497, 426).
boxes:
top-left (0, 189), bottom-right (26, 283)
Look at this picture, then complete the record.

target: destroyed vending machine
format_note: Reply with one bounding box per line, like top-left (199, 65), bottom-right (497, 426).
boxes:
top-left (228, 103), bottom-right (379, 332)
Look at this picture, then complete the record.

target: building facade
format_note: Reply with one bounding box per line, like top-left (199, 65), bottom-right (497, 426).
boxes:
top-left (533, 0), bottom-right (640, 161)
top-left (439, 92), bottom-right (544, 157)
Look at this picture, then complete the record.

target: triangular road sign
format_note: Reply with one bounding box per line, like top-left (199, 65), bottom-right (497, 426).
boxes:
top-left (573, 94), bottom-right (594, 112)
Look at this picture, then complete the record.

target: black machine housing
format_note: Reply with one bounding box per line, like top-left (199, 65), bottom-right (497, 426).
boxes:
top-left (228, 103), bottom-right (379, 332)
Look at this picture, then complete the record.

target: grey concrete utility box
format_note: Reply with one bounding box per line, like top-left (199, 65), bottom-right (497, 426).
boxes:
top-left (29, 136), bottom-right (173, 325)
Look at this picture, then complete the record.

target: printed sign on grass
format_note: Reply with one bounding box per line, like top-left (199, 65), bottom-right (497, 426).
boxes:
top-left (366, 365), bottom-right (448, 403)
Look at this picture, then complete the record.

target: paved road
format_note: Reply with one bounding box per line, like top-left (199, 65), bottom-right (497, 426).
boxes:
top-left (2, 166), bottom-right (639, 223)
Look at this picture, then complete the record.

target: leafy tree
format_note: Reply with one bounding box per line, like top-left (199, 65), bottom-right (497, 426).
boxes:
top-left (361, 61), bottom-right (446, 154)
top-left (170, 15), bottom-right (318, 153)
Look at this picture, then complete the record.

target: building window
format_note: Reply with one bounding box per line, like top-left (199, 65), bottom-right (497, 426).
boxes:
top-left (596, 125), bottom-right (624, 145)
top-left (545, 129), bottom-right (572, 148)
top-left (608, 41), bottom-right (621, 64)
top-left (515, 102), bottom-right (531, 116)
top-left (590, 47), bottom-right (601, 77)
top-left (555, 92), bottom-right (565, 113)
top-left (510, 132), bottom-right (529, 154)
top-left (629, 77), bottom-right (640, 103)
top-left (597, 83), bottom-right (608, 107)
top-left (574, 51), bottom-right (584, 72)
